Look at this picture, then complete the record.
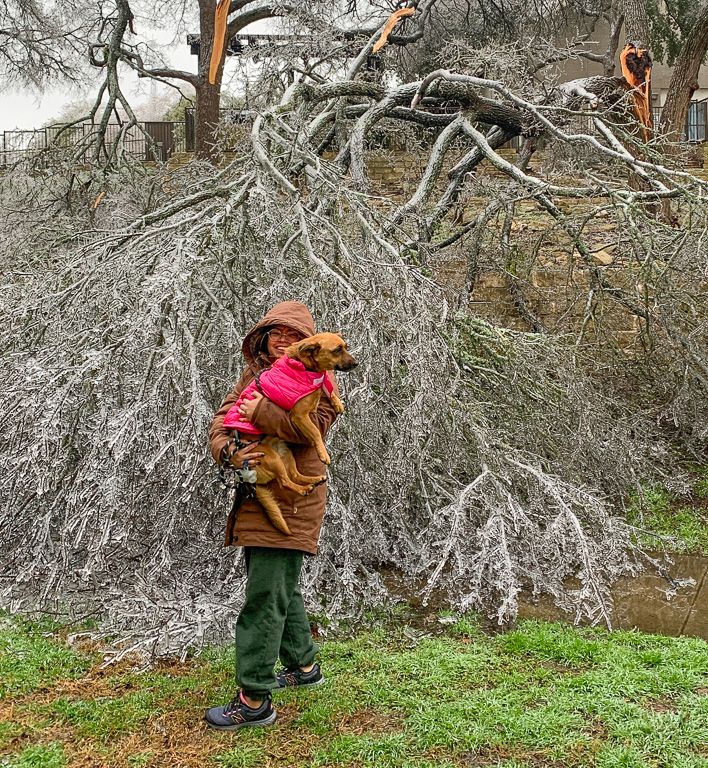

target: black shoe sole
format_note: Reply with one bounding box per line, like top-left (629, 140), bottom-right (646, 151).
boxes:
top-left (276, 675), bottom-right (326, 690)
top-left (205, 710), bottom-right (277, 731)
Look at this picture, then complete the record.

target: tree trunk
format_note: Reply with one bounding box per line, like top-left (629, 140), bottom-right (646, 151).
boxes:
top-left (195, 78), bottom-right (222, 161)
top-left (658, 4), bottom-right (708, 145)
top-left (603, 1), bottom-right (624, 77)
top-left (623, 0), bottom-right (649, 45)
top-left (195, 0), bottom-right (227, 162)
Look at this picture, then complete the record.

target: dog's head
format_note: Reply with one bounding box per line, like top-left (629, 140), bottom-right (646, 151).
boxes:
top-left (287, 333), bottom-right (358, 373)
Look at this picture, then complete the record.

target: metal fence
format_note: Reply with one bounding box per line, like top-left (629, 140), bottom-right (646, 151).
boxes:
top-left (0, 121), bottom-right (185, 167)
top-left (3, 99), bottom-right (708, 167)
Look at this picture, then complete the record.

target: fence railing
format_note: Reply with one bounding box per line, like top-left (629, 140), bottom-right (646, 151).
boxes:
top-left (2, 99), bottom-right (708, 168)
top-left (0, 121), bottom-right (185, 168)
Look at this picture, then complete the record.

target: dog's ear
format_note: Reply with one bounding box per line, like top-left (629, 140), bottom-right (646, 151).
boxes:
top-left (295, 340), bottom-right (321, 370)
top-left (298, 340), bottom-right (321, 354)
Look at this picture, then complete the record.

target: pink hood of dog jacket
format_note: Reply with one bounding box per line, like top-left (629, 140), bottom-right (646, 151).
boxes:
top-left (222, 353), bottom-right (335, 435)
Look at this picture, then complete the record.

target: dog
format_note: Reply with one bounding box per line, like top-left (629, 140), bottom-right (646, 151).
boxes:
top-left (223, 332), bottom-right (358, 535)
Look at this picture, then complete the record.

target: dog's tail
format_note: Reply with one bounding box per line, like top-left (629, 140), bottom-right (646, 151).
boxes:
top-left (254, 486), bottom-right (293, 536)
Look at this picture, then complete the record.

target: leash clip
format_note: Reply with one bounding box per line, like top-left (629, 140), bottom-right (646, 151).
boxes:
top-left (218, 432), bottom-right (259, 494)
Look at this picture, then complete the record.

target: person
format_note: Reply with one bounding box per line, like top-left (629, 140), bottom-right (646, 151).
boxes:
top-left (205, 301), bottom-right (339, 731)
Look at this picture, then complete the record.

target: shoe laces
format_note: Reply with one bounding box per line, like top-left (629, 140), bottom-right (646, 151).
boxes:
top-left (224, 696), bottom-right (243, 715)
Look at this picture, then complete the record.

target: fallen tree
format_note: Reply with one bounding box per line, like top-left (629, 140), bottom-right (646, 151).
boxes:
top-left (0, 6), bottom-right (706, 657)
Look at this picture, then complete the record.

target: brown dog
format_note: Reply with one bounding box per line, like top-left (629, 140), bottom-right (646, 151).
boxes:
top-left (230, 333), bottom-right (357, 535)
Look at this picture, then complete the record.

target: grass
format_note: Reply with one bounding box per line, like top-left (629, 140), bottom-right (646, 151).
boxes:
top-left (5, 743), bottom-right (66, 768)
top-left (0, 616), bottom-right (95, 702)
top-left (626, 469), bottom-right (708, 555)
top-left (0, 614), bottom-right (707, 768)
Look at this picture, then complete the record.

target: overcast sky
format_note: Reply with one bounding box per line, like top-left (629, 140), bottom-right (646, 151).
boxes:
top-left (1, 25), bottom-right (215, 133)
top-left (0, 6), bottom-right (375, 134)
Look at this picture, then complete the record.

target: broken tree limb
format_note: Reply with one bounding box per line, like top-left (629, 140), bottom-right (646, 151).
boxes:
top-left (372, 6), bottom-right (416, 54)
top-left (209, 0), bottom-right (231, 85)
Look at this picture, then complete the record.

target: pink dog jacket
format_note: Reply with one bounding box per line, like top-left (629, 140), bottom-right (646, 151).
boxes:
top-left (223, 354), bottom-right (335, 436)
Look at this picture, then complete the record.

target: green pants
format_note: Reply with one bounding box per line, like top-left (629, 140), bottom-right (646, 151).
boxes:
top-left (236, 547), bottom-right (319, 699)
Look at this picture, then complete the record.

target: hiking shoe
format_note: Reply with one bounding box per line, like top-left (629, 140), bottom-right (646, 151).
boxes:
top-left (275, 663), bottom-right (325, 689)
top-left (204, 691), bottom-right (277, 731)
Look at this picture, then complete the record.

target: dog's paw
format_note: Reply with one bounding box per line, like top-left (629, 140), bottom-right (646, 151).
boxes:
top-left (333, 401), bottom-right (345, 415)
top-left (318, 450), bottom-right (331, 465)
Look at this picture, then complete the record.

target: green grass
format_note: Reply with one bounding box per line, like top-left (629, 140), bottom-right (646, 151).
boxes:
top-left (0, 721), bottom-right (27, 752)
top-left (211, 743), bottom-right (266, 767)
top-left (126, 754), bottom-right (155, 767)
top-left (5, 742), bottom-right (66, 768)
top-left (0, 614), bottom-right (707, 767)
top-left (627, 470), bottom-right (708, 555)
top-left (0, 615), bottom-right (94, 699)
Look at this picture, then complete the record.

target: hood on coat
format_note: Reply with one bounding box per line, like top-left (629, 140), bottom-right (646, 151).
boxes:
top-left (242, 301), bottom-right (317, 372)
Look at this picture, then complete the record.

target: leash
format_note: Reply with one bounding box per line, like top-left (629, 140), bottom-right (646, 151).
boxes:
top-left (253, 368), bottom-right (266, 395)
top-left (219, 364), bottom-right (270, 499)
top-left (219, 433), bottom-right (264, 499)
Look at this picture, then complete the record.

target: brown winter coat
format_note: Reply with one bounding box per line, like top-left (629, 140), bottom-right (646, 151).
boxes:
top-left (208, 302), bottom-right (339, 554)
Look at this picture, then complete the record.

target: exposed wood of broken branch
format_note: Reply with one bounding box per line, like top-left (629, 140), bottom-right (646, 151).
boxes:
top-left (372, 6), bottom-right (415, 53)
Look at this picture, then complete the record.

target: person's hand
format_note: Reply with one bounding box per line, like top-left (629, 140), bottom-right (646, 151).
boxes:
top-left (238, 391), bottom-right (263, 423)
top-left (227, 442), bottom-right (265, 468)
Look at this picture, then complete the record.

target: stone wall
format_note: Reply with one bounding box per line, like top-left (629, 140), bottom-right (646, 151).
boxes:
top-left (171, 143), bottom-right (704, 344)
top-left (360, 149), bottom-right (647, 343)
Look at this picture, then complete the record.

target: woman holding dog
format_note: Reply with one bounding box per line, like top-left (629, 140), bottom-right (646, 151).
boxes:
top-left (205, 301), bottom-right (339, 730)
